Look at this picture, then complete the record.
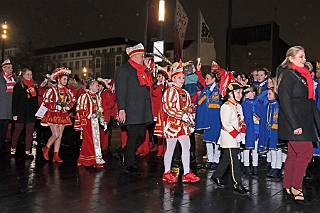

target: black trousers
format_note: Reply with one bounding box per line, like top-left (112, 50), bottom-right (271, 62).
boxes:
top-left (121, 124), bottom-right (147, 166)
top-left (0, 119), bottom-right (9, 150)
top-left (213, 148), bottom-right (242, 188)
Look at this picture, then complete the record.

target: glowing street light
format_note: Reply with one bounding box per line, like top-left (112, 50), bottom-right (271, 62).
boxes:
top-left (158, 0), bottom-right (165, 22)
top-left (2, 21), bottom-right (8, 62)
top-left (83, 67), bottom-right (87, 77)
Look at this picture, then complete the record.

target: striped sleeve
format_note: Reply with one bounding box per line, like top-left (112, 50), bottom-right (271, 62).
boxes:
top-left (162, 87), bottom-right (184, 120)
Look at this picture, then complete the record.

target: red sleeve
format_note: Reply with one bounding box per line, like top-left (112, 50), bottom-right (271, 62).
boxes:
top-left (195, 70), bottom-right (206, 88)
top-left (229, 128), bottom-right (239, 138)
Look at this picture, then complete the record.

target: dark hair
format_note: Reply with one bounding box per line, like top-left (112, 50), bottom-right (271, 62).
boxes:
top-left (207, 71), bottom-right (221, 83)
top-left (257, 68), bottom-right (271, 78)
top-left (268, 87), bottom-right (277, 97)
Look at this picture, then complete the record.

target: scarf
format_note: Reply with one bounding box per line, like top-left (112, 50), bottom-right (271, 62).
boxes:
top-left (291, 64), bottom-right (315, 100)
top-left (23, 78), bottom-right (37, 98)
top-left (2, 71), bottom-right (16, 92)
top-left (128, 59), bottom-right (153, 87)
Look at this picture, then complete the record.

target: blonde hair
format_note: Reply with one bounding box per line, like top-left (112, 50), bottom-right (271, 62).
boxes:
top-left (281, 46), bottom-right (305, 68)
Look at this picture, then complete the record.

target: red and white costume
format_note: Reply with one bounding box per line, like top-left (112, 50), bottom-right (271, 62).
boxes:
top-left (74, 91), bottom-right (106, 166)
top-left (41, 86), bottom-right (76, 126)
top-left (154, 82), bottom-right (192, 138)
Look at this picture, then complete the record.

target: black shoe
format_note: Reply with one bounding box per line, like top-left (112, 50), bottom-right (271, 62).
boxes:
top-left (234, 185), bottom-right (249, 194)
top-left (125, 166), bottom-right (140, 175)
top-left (210, 162), bottom-right (218, 170)
top-left (267, 168), bottom-right (275, 177)
top-left (282, 188), bottom-right (292, 199)
top-left (206, 162), bottom-right (213, 169)
top-left (270, 169), bottom-right (281, 178)
top-left (290, 188), bottom-right (310, 206)
top-left (252, 166), bottom-right (259, 175)
top-left (264, 162), bottom-right (271, 171)
top-left (210, 176), bottom-right (225, 187)
top-left (244, 166), bottom-right (252, 175)
top-left (118, 152), bottom-right (127, 167)
top-left (25, 153), bottom-right (34, 160)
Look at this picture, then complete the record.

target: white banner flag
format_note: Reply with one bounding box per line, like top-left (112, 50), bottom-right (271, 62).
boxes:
top-left (174, 0), bottom-right (188, 61)
top-left (198, 10), bottom-right (216, 66)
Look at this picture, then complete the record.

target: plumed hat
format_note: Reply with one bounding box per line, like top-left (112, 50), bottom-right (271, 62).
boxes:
top-left (211, 61), bottom-right (220, 70)
top-left (97, 77), bottom-right (112, 89)
top-left (155, 65), bottom-right (169, 79)
top-left (51, 67), bottom-right (71, 80)
top-left (2, 59), bottom-right (12, 67)
top-left (126, 43), bottom-right (145, 58)
top-left (170, 60), bottom-right (184, 79)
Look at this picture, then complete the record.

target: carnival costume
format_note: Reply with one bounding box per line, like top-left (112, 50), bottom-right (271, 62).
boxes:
top-left (40, 68), bottom-right (76, 126)
top-left (75, 90), bottom-right (107, 167)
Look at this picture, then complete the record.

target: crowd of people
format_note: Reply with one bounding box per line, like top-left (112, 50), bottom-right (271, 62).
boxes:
top-left (1, 44), bottom-right (320, 205)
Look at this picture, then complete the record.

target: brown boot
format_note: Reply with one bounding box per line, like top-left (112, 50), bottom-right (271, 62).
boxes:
top-left (42, 146), bottom-right (50, 160)
top-left (53, 152), bottom-right (63, 163)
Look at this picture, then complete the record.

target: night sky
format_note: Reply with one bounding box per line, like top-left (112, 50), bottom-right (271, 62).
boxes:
top-left (1, 0), bottom-right (320, 67)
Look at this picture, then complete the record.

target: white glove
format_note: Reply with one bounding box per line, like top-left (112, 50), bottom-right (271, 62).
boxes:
top-left (189, 127), bottom-right (195, 133)
top-left (154, 116), bottom-right (158, 121)
top-left (64, 106), bottom-right (70, 111)
top-left (87, 114), bottom-right (92, 119)
top-left (182, 114), bottom-right (188, 122)
top-left (235, 134), bottom-right (243, 143)
top-left (56, 105), bottom-right (62, 110)
top-left (240, 133), bottom-right (246, 145)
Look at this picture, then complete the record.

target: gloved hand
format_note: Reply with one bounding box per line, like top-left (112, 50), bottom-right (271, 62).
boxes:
top-left (64, 106), bottom-right (70, 111)
top-left (87, 114), bottom-right (92, 119)
top-left (240, 133), bottom-right (246, 144)
top-left (182, 114), bottom-right (188, 122)
top-left (56, 105), bottom-right (62, 110)
top-left (235, 133), bottom-right (243, 143)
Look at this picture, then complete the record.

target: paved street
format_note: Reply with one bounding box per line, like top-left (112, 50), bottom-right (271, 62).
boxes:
top-left (0, 127), bottom-right (320, 213)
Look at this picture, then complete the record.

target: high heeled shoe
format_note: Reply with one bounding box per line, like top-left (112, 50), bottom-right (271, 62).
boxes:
top-left (290, 187), bottom-right (310, 206)
top-left (42, 146), bottom-right (50, 160)
top-left (282, 188), bottom-right (292, 199)
top-left (53, 152), bottom-right (63, 163)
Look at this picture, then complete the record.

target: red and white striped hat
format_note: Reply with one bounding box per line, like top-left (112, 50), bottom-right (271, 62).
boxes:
top-left (51, 67), bottom-right (71, 80)
top-left (126, 43), bottom-right (144, 58)
top-left (2, 59), bottom-right (12, 67)
top-left (97, 77), bottom-right (112, 89)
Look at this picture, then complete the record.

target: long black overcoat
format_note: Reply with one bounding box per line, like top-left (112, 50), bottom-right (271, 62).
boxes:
top-left (12, 83), bottom-right (38, 123)
top-left (278, 68), bottom-right (320, 142)
top-left (114, 62), bottom-right (153, 125)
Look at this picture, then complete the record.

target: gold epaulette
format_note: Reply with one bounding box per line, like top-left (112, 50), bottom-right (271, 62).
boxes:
top-left (208, 103), bottom-right (220, 109)
top-left (198, 95), bottom-right (206, 105)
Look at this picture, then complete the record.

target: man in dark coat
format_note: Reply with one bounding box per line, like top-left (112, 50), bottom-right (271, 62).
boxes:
top-left (0, 59), bottom-right (15, 151)
top-left (115, 43), bottom-right (153, 174)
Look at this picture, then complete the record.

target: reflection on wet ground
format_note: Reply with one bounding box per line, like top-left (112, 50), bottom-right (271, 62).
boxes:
top-left (0, 129), bottom-right (320, 213)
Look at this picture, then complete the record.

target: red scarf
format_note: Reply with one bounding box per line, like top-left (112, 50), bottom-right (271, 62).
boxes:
top-left (128, 59), bottom-right (153, 87)
top-left (291, 64), bottom-right (315, 100)
top-left (23, 78), bottom-right (37, 98)
top-left (2, 71), bottom-right (16, 92)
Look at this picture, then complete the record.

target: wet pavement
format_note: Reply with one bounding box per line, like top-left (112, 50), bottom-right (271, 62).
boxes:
top-left (1, 127), bottom-right (320, 213)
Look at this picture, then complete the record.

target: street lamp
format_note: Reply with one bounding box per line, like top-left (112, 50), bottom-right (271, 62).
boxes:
top-left (2, 21), bottom-right (7, 63)
top-left (158, 0), bottom-right (165, 40)
top-left (83, 67), bottom-right (87, 78)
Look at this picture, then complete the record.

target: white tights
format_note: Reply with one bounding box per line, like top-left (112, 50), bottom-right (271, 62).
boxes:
top-left (164, 135), bottom-right (190, 175)
top-left (206, 143), bottom-right (220, 163)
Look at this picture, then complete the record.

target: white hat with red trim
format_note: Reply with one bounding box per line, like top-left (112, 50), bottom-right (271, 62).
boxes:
top-left (51, 67), bottom-right (71, 80)
top-left (2, 59), bottom-right (12, 67)
top-left (170, 60), bottom-right (184, 79)
top-left (126, 43), bottom-right (144, 58)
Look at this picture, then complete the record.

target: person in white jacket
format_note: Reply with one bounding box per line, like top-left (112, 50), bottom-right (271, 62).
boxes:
top-left (210, 82), bottom-right (249, 194)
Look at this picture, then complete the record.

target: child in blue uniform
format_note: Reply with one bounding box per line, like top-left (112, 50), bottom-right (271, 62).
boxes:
top-left (241, 85), bottom-right (266, 175)
top-left (195, 72), bottom-right (222, 169)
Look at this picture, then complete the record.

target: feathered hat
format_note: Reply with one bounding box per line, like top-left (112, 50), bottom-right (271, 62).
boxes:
top-left (97, 77), bottom-right (112, 89)
top-left (126, 43), bottom-right (144, 58)
top-left (51, 67), bottom-right (71, 80)
top-left (154, 65), bottom-right (169, 79)
top-left (170, 60), bottom-right (184, 79)
top-left (211, 61), bottom-right (220, 70)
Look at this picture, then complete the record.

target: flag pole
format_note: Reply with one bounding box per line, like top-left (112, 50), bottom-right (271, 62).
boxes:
top-left (197, 9), bottom-right (200, 59)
